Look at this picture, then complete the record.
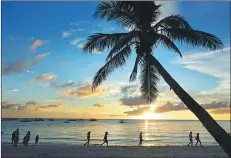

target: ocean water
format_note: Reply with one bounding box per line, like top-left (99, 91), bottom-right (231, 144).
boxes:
top-left (1, 119), bottom-right (230, 146)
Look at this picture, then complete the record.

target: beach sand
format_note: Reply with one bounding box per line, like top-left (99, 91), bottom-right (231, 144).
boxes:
top-left (1, 144), bottom-right (228, 158)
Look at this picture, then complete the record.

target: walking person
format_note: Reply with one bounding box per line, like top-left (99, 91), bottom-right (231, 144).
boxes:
top-left (195, 133), bottom-right (202, 147)
top-left (84, 131), bottom-right (91, 147)
top-left (13, 128), bottom-right (20, 146)
top-left (35, 135), bottom-right (39, 145)
top-left (138, 132), bottom-right (143, 147)
top-left (11, 131), bottom-right (15, 146)
top-left (26, 131), bottom-right (31, 145)
top-left (23, 136), bottom-right (28, 146)
top-left (101, 131), bottom-right (109, 147)
top-left (187, 132), bottom-right (193, 147)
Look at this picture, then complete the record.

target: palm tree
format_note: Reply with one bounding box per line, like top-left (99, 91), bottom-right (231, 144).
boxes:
top-left (83, 1), bottom-right (231, 156)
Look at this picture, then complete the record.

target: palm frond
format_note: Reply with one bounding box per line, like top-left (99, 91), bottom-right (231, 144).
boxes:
top-left (105, 31), bottom-right (139, 62)
top-left (153, 15), bottom-right (192, 30)
top-left (94, 2), bottom-right (138, 28)
top-left (161, 28), bottom-right (224, 50)
top-left (129, 55), bottom-right (142, 82)
top-left (139, 54), bottom-right (159, 103)
top-left (83, 33), bottom-right (128, 53)
top-left (92, 46), bottom-right (132, 90)
top-left (156, 33), bottom-right (182, 57)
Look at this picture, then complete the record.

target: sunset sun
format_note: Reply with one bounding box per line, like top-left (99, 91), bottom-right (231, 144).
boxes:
top-left (137, 112), bottom-right (163, 120)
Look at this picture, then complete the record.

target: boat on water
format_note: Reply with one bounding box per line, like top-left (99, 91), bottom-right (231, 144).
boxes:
top-left (48, 119), bottom-right (55, 121)
top-left (34, 118), bottom-right (44, 121)
top-left (119, 120), bottom-right (125, 123)
top-left (68, 119), bottom-right (77, 121)
top-left (20, 119), bottom-right (32, 122)
top-left (90, 119), bottom-right (97, 121)
top-left (64, 121), bottom-right (70, 123)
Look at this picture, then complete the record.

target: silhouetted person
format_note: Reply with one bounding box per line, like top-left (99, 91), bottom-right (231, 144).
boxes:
top-left (23, 136), bottom-right (28, 146)
top-left (35, 135), bottom-right (39, 145)
top-left (11, 131), bottom-right (15, 146)
top-left (187, 132), bottom-right (193, 146)
top-left (195, 133), bottom-right (202, 147)
top-left (101, 131), bottom-right (109, 147)
top-left (26, 131), bottom-right (31, 144)
top-left (138, 132), bottom-right (143, 146)
top-left (13, 128), bottom-right (20, 146)
top-left (84, 131), bottom-right (91, 147)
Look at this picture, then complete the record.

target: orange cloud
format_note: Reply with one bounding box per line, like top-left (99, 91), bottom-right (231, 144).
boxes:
top-left (209, 108), bottom-right (230, 115)
top-left (31, 73), bottom-right (56, 82)
top-left (35, 103), bottom-right (65, 111)
top-left (29, 39), bottom-right (48, 51)
top-left (93, 103), bottom-right (104, 107)
top-left (61, 85), bottom-right (106, 98)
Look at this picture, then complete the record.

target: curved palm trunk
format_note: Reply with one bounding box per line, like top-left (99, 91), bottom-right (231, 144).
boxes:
top-left (151, 55), bottom-right (231, 156)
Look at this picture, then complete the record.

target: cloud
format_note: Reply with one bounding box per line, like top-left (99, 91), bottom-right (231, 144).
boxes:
top-left (35, 103), bottom-right (65, 111)
top-left (62, 29), bottom-right (75, 37)
top-left (17, 106), bottom-right (29, 111)
top-left (8, 89), bottom-right (18, 92)
top-left (33, 52), bottom-right (50, 64)
top-left (2, 61), bottom-right (32, 75)
top-left (77, 43), bottom-right (84, 48)
top-left (69, 21), bottom-right (90, 26)
top-left (172, 47), bottom-right (230, 103)
top-left (209, 108), bottom-right (230, 115)
top-left (172, 47), bottom-right (230, 81)
top-left (48, 81), bottom-right (77, 88)
top-left (62, 28), bottom-right (84, 37)
top-left (31, 73), bottom-right (56, 82)
top-left (109, 114), bottom-right (126, 117)
top-left (60, 83), bottom-right (106, 98)
top-left (156, 1), bottom-right (179, 21)
top-left (1, 101), bottom-right (21, 110)
top-left (120, 96), bottom-right (147, 106)
top-left (2, 51), bottom-right (50, 76)
top-left (70, 38), bottom-right (82, 45)
top-left (154, 102), bottom-right (186, 113)
top-left (57, 61), bottom-right (72, 68)
top-left (29, 39), bottom-right (48, 51)
top-left (124, 106), bottom-right (150, 116)
top-left (120, 85), bottom-right (140, 96)
top-left (201, 101), bottom-right (229, 110)
top-left (26, 100), bottom-right (38, 105)
top-left (27, 70), bottom-right (35, 74)
top-left (93, 103), bottom-right (104, 108)
top-left (154, 101), bottom-right (229, 113)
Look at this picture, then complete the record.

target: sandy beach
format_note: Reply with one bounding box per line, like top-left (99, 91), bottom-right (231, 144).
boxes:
top-left (1, 144), bottom-right (228, 158)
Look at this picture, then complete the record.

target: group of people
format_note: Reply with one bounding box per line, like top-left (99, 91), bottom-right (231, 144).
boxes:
top-left (188, 132), bottom-right (202, 147)
top-left (83, 131), bottom-right (202, 147)
top-left (84, 131), bottom-right (109, 147)
top-left (11, 128), bottom-right (39, 146)
top-left (10, 129), bottom-right (202, 147)
top-left (83, 131), bottom-right (143, 147)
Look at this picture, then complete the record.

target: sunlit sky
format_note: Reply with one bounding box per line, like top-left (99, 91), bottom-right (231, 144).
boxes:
top-left (1, 1), bottom-right (230, 120)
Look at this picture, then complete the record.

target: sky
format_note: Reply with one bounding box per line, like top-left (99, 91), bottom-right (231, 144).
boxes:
top-left (1, 1), bottom-right (230, 120)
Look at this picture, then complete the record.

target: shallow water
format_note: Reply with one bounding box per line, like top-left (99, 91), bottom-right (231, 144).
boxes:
top-left (1, 119), bottom-right (230, 146)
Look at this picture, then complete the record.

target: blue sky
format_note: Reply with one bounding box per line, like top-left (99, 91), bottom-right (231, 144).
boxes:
top-left (1, 1), bottom-right (230, 119)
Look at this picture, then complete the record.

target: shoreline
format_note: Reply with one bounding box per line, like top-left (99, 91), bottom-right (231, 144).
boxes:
top-left (2, 144), bottom-right (228, 158)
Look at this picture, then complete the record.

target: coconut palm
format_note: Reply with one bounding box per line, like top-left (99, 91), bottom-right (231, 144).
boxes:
top-left (83, 1), bottom-right (231, 155)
